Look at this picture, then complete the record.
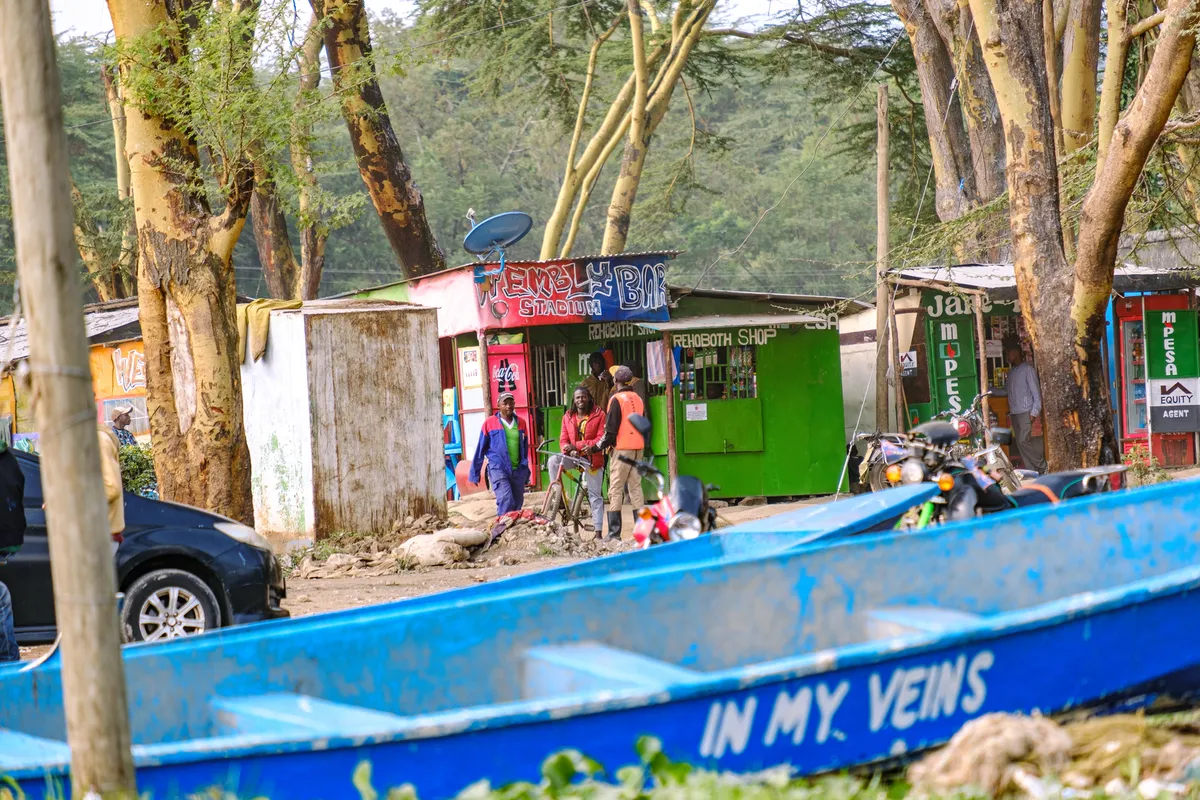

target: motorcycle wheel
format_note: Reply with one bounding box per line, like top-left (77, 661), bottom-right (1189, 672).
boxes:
top-left (867, 459), bottom-right (890, 492)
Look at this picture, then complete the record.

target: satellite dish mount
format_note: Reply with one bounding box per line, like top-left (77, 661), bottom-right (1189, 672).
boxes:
top-left (462, 211), bottom-right (533, 283)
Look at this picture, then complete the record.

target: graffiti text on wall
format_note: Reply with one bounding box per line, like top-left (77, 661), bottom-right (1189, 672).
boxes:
top-left (475, 258), bottom-right (670, 326)
top-left (112, 346), bottom-right (146, 393)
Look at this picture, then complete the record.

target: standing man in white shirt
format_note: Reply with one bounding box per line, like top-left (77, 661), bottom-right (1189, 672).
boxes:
top-left (1005, 342), bottom-right (1048, 473)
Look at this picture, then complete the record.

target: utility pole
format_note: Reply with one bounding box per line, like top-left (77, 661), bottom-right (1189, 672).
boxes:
top-left (874, 84), bottom-right (892, 431)
top-left (0, 2), bottom-right (137, 798)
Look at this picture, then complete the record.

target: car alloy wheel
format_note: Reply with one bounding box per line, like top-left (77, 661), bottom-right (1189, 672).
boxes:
top-left (122, 568), bottom-right (221, 643)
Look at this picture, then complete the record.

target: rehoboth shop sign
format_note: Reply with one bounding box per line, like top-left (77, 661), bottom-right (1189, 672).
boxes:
top-left (1147, 310), bottom-right (1200, 432)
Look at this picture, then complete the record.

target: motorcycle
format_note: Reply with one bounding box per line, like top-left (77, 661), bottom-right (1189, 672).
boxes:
top-left (618, 413), bottom-right (720, 548)
top-left (855, 430), bottom-right (910, 492)
top-left (932, 389), bottom-right (1031, 492)
top-left (883, 420), bottom-right (1126, 528)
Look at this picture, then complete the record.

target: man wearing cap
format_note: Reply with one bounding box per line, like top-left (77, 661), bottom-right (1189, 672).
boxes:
top-left (111, 403), bottom-right (136, 447)
top-left (469, 392), bottom-right (531, 517)
top-left (596, 366), bottom-right (646, 539)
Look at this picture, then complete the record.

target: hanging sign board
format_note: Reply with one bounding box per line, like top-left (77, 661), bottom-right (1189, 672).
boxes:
top-left (1146, 310), bottom-right (1200, 432)
top-left (900, 350), bottom-right (918, 378)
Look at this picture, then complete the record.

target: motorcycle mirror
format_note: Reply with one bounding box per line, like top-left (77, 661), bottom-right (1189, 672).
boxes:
top-left (989, 387), bottom-right (1008, 398)
top-left (629, 413), bottom-right (652, 438)
top-left (990, 427), bottom-right (1013, 445)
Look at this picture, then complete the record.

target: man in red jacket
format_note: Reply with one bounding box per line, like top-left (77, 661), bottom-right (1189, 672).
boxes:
top-left (551, 386), bottom-right (607, 532)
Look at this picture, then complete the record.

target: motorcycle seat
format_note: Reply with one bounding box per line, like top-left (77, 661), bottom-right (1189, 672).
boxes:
top-left (909, 421), bottom-right (961, 448)
top-left (1007, 470), bottom-right (1096, 506)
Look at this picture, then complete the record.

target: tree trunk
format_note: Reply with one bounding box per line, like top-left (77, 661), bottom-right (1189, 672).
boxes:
top-left (108, 0), bottom-right (255, 524)
top-left (101, 64), bottom-right (135, 298)
top-left (313, 0), bottom-right (445, 277)
top-left (292, 16), bottom-right (327, 300)
top-left (893, 0), bottom-right (978, 221)
top-left (249, 163), bottom-right (299, 299)
top-left (70, 180), bottom-right (122, 302)
top-left (1097, 0), bottom-right (1130, 172)
top-left (601, 0), bottom-right (714, 253)
top-left (1071, 0), bottom-right (1198, 461)
top-left (1059, 0), bottom-right (1102, 152)
top-left (923, 0), bottom-right (1006, 203)
top-left (966, 0), bottom-right (1088, 470)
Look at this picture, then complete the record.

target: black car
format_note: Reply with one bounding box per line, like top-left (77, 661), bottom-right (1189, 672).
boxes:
top-left (0, 450), bottom-right (289, 644)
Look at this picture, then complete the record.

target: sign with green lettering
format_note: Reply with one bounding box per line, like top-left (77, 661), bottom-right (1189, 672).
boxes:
top-left (1146, 310), bottom-right (1200, 432)
top-left (926, 317), bottom-right (978, 413)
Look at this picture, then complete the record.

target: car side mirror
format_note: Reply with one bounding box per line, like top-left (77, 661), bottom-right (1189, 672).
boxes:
top-left (991, 427), bottom-right (1012, 445)
top-left (629, 413), bottom-right (652, 438)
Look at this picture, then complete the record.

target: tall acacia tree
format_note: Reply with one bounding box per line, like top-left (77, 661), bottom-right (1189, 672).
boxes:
top-left (312, 0), bottom-right (446, 276)
top-left (955, 0), bottom-right (1197, 467)
top-left (106, 0), bottom-right (261, 522)
top-left (420, 0), bottom-right (741, 258)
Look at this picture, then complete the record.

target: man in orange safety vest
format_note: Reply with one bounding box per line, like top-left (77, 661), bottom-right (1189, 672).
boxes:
top-left (596, 366), bottom-right (645, 540)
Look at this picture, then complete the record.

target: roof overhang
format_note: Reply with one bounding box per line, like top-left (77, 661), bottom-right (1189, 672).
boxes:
top-left (897, 263), bottom-right (1200, 301)
top-left (637, 313), bottom-right (823, 331)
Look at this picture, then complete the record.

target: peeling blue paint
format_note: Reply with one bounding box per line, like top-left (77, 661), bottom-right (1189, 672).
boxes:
top-left (4, 480), bottom-right (1200, 799)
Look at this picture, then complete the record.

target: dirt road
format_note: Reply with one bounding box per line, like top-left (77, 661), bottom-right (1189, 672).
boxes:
top-left (17, 494), bottom-right (830, 660)
top-left (287, 556), bottom-right (579, 616)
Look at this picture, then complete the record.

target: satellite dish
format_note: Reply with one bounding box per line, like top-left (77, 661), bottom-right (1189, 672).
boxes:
top-left (463, 211), bottom-right (533, 282)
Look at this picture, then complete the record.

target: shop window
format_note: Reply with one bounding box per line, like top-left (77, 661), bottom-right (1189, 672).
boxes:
top-left (679, 345), bottom-right (757, 401)
top-left (531, 343), bottom-right (568, 410)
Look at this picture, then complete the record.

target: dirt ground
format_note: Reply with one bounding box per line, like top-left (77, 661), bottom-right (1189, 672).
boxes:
top-left (283, 494), bottom-right (826, 615)
top-left (16, 493), bottom-right (829, 661)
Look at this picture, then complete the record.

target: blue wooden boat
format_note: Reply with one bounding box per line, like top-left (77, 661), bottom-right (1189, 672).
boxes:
top-left (240, 484), bottom-right (942, 632)
top-left (5, 478), bottom-right (1200, 799)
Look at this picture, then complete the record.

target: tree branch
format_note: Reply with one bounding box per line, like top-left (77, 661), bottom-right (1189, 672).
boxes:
top-left (1129, 9), bottom-right (1167, 38)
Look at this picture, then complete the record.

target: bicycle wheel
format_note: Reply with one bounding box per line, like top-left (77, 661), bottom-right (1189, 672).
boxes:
top-left (567, 477), bottom-right (586, 534)
top-left (542, 483), bottom-right (563, 521)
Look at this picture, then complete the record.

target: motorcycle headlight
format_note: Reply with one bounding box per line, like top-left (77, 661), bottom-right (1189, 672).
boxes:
top-left (667, 512), bottom-right (703, 540)
top-left (900, 459), bottom-right (926, 485)
top-left (214, 522), bottom-right (274, 553)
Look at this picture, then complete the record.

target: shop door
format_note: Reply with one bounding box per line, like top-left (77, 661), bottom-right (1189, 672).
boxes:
top-left (487, 343), bottom-right (540, 486)
top-left (926, 316), bottom-right (979, 414)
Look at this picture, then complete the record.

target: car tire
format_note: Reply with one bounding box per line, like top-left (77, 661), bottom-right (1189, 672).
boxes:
top-left (122, 568), bottom-right (221, 643)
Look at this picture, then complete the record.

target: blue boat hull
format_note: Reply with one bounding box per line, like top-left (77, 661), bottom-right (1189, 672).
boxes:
top-left (14, 575), bottom-right (1200, 799)
top-left (6, 480), bottom-right (1200, 799)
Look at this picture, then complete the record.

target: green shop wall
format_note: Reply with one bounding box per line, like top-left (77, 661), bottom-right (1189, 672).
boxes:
top-left (667, 325), bottom-right (846, 497)
top-left (533, 322), bottom-right (847, 497)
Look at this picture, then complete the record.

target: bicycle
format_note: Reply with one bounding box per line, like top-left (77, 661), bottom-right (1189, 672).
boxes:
top-left (535, 440), bottom-right (593, 535)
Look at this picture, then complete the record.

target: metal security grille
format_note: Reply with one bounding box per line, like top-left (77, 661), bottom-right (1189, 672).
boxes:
top-left (532, 343), bottom-right (568, 410)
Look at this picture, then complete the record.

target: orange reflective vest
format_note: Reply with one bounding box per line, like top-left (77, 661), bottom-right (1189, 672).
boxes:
top-left (612, 390), bottom-right (645, 450)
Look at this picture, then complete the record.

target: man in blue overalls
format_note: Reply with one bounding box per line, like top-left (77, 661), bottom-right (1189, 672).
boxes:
top-left (469, 392), bottom-right (531, 517)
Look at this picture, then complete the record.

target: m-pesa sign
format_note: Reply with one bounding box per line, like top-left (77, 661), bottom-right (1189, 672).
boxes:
top-left (1147, 310), bottom-right (1200, 432)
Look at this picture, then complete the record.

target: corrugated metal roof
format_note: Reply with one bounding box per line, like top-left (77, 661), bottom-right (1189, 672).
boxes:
top-left (898, 263), bottom-right (1200, 301)
top-left (0, 305), bottom-right (142, 362)
top-left (637, 313), bottom-right (823, 331)
top-left (668, 284), bottom-right (871, 309)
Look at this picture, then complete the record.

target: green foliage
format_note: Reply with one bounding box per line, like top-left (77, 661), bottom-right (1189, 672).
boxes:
top-left (2, 12), bottom-right (889, 302)
top-left (351, 737), bottom-right (908, 799)
top-left (1122, 443), bottom-right (1171, 486)
top-left (118, 443), bottom-right (158, 496)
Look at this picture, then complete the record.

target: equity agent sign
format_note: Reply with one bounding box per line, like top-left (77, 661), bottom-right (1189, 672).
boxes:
top-left (1146, 310), bottom-right (1200, 432)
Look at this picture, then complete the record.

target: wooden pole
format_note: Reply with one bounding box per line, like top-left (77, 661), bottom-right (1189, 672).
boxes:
top-left (974, 293), bottom-right (993, 445)
top-left (661, 333), bottom-right (678, 482)
top-left (477, 328), bottom-right (492, 417)
top-left (0, 2), bottom-right (136, 797)
top-left (889, 287), bottom-right (907, 431)
top-left (874, 84), bottom-right (891, 431)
